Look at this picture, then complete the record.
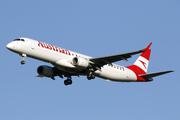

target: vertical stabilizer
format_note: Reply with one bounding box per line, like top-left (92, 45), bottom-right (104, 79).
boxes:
top-left (127, 42), bottom-right (152, 75)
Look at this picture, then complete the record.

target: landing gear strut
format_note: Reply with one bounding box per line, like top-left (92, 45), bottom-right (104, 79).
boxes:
top-left (20, 53), bottom-right (26, 65)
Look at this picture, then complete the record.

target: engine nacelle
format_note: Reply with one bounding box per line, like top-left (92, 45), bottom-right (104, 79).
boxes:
top-left (72, 57), bottom-right (89, 68)
top-left (37, 65), bottom-right (54, 78)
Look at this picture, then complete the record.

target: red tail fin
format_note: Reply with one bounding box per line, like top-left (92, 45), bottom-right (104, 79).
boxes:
top-left (126, 42), bottom-right (152, 75)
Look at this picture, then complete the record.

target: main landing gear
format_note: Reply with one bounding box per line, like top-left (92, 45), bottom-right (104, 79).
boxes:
top-left (63, 75), bottom-right (72, 86)
top-left (20, 53), bottom-right (26, 65)
top-left (64, 79), bottom-right (72, 86)
top-left (87, 71), bottom-right (95, 80)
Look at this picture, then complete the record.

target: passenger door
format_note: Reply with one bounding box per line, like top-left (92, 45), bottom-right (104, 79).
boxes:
top-left (31, 40), bottom-right (36, 50)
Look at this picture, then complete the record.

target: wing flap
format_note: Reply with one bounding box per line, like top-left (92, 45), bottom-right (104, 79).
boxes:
top-left (139, 70), bottom-right (174, 78)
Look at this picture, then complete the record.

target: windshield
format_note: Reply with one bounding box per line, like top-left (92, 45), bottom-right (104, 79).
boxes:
top-left (14, 39), bottom-right (25, 42)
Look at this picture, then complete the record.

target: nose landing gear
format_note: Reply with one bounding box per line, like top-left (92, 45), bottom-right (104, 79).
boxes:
top-left (20, 53), bottom-right (26, 65)
top-left (21, 61), bottom-right (26, 65)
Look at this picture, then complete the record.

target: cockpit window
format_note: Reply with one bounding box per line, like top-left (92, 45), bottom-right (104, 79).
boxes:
top-left (14, 39), bottom-right (20, 41)
top-left (14, 39), bottom-right (25, 42)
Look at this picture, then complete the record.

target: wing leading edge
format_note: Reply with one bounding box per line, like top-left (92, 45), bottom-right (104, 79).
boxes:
top-left (90, 49), bottom-right (145, 66)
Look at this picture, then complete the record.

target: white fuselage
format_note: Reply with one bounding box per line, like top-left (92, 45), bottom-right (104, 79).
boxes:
top-left (7, 38), bottom-right (138, 82)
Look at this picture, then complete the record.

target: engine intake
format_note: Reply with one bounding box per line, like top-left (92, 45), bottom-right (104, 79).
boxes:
top-left (37, 65), bottom-right (54, 78)
top-left (72, 57), bottom-right (89, 68)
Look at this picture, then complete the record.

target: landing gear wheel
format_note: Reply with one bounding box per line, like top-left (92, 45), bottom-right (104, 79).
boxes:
top-left (20, 54), bottom-right (26, 65)
top-left (91, 74), bottom-right (95, 79)
top-left (64, 80), bottom-right (68, 86)
top-left (87, 76), bottom-right (91, 80)
top-left (67, 79), bottom-right (72, 85)
top-left (21, 61), bottom-right (26, 65)
top-left (87, 72), bottom-right (95, 80)
top-left (64, 79), bottom-right (72, 86)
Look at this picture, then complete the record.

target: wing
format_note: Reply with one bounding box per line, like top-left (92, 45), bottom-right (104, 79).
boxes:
top-left (89, 49), bottom-right (145, 67)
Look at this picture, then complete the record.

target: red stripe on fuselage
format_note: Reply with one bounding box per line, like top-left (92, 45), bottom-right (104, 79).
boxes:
top-left (126, 65), bottom-right (148, 82)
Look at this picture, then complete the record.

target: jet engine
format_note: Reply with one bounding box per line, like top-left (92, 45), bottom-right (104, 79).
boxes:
top-left (37, 65), bottom-right (54, 78)
top-left (72, 57), bottom-right (89, 68)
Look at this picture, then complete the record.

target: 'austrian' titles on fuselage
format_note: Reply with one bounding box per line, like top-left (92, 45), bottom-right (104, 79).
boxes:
top-left (38, 41), bottom-right (71, 56)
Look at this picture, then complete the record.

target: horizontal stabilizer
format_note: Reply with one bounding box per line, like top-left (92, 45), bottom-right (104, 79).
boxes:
top-left (139, 70), bottom-right (174, 78)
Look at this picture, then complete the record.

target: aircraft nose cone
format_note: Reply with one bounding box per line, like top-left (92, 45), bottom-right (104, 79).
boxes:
top-left (6, 43), bottom-right (13, 50)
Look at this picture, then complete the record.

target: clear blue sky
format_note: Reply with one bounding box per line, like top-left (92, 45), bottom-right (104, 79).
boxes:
top-left (0, 0), bottom-right (179, 120)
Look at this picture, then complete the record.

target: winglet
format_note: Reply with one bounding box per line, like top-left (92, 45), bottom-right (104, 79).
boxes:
top-left (144, 42), bottom-right (152, 50)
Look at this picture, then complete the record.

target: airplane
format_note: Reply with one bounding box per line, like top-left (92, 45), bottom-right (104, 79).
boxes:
top-left (6, 38), bottom-right (173, 86)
